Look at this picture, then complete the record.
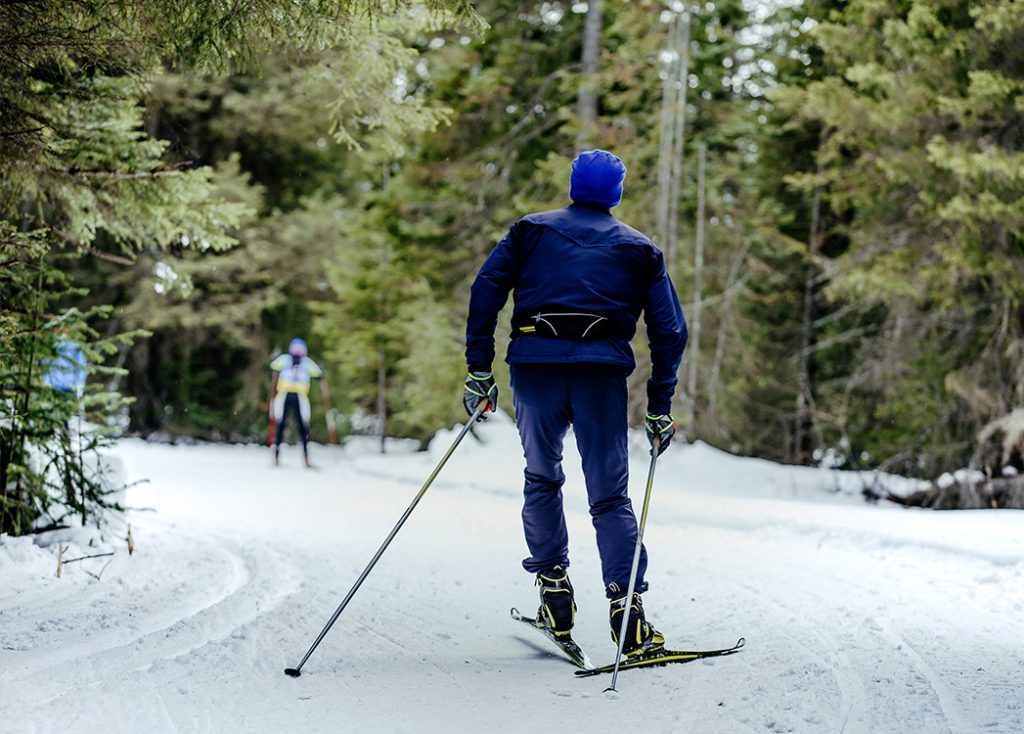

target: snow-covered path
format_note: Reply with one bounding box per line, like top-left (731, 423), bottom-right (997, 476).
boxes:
top-left (2, 414), bottom-right (1023, 734)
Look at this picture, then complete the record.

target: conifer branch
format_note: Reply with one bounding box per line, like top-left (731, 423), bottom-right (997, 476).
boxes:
top-left (59, 164), bottom-right (189, 180)
top-left (0, 126), bottom-right (44, 138)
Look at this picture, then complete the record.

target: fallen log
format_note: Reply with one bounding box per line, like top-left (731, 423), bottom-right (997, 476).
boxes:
top-left (886, 474), bottom-right (1024, 510)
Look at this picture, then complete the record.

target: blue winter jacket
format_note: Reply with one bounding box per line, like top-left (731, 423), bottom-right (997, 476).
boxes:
top-left (465, 203), bottom-right (687, 414)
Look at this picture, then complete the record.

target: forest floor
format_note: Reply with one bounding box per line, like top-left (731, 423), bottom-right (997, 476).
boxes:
top-left (2, 411), bottom-right (1023, 734)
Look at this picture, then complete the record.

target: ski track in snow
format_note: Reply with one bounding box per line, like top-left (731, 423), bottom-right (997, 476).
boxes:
top-left (2, 423), bottom-right (1023, 734)
top-left (2, 519), bottom-right (302, 726)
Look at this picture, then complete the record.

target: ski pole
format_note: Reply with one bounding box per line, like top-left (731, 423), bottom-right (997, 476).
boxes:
top-left (320, 380), bottom-right (338, 445)
top-left (605, 437), bottom-right (660, 693)
top-left (324, 409), bottom-right (338, 445)
top-left (284, 402), bottom-right (487, 678)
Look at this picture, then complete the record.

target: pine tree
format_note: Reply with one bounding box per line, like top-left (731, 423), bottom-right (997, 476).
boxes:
top-left (312, 191), bottom-right (464, 448)
top-left (777, 0), bottom-right (1024, 473)
top-left (0, 0), bottom-right (477, 534)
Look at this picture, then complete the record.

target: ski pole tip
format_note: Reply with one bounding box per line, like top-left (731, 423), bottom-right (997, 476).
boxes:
top-left (603, 686), bottom-right (619, 695)
top-left (284, 667), bottom-right (302, 678)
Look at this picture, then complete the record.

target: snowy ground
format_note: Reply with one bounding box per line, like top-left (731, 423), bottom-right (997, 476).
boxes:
top-left (2, 411), bottom-right (1023, 734)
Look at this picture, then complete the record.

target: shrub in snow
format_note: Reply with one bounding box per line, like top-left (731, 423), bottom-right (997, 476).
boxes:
top-left (976, 409), bottom-right (1024, 474)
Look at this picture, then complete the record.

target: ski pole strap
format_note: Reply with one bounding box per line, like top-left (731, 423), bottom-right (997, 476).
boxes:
top-left (464, 372), bottom-right (495, 395)
top-left (510, 310), bottom-right (629, 340)
top-left (645, 413), bottom-right (674, 435)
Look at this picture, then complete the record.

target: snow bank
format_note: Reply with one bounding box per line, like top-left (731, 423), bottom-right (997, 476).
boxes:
top-left (0, 534), bottom-right (55, 583)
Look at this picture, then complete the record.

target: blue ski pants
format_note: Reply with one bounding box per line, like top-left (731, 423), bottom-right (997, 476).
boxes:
top-left (510, 363), bottom-right (648, 598)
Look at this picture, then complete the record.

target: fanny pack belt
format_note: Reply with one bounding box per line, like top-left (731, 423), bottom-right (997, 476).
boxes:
top-left (511, 311), bottom-right (626, 340)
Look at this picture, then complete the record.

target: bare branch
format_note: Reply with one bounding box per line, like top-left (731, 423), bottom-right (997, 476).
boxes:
top-left (87, 247), bottom-right (136, 266)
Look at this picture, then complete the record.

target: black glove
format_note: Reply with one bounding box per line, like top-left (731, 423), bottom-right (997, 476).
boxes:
top-left (463, 370), bottom-right (497, 418)
top-left (644, 413), bottom-right (675, 455)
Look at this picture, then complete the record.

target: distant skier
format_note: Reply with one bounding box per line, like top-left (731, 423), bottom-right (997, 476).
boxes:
top-left (44, 337), bottom-right (87, 399)
top-left (464, 149), bottom-right (687, 657)
top-left (43, 336), bottom-right (88, 434)
top-left (269, 338), bottom-right (329, 467)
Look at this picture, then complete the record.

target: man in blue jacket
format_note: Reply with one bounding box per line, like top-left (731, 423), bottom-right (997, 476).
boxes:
top-left (463, 149), bottom-right (687, 657)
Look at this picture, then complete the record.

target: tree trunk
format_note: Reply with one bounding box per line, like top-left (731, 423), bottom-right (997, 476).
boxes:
top-left (11, 266), bottom-right (44, 521)
top-left (576, 0), bottom-right (603, 151)
top-left (708, 238), bottom-right (751, 432)
top-left (665, 11), bottom-right (691, 270)
top-left (377, 349), bottom-right (387, 454)
top-left (795, 182), bottom-right (822, 463)
top-left (655, 12), bottom-right (680, 246)
top-left (129, 335), bottom-right (161, 432)
top-left (686, 144), bottom-right (706, 436)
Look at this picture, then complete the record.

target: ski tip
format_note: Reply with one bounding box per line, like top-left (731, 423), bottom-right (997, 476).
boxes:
top-left (510, 607), bottom-right (522, 620)
top-left (735, 637), bottom-right (746, 649)
top-left (284, 667), bottom-right (302, 678)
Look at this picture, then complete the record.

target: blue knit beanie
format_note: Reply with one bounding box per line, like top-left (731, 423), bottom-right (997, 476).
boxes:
top-left (569, 149), bottom-right (626, 209)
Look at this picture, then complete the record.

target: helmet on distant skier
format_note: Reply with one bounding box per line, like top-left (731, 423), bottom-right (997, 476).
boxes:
top-left (288, 338), bottom-right (308, 358)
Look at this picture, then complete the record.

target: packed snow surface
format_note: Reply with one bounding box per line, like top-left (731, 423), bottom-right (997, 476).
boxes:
top-left (2, 411), bottom-right (1023, 733)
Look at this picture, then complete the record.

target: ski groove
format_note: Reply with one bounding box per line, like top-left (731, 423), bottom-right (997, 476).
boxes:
top-left (0, 520), bottom-right (300, 709)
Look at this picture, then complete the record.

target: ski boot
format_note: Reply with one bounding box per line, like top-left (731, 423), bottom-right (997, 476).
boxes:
top-left (273, 446), bottom-right (280, 466)
top-left (609, 591), bottom-right (665, 656)
top-left (536, 566), bottom-right (576, 640)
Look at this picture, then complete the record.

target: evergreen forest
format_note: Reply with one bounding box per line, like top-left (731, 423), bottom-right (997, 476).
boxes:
top-left (3, 0), bottom-right (1024, 535)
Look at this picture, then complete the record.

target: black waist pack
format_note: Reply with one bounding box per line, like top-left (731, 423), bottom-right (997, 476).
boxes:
top-left (511, 311), bottom-right (624, 340)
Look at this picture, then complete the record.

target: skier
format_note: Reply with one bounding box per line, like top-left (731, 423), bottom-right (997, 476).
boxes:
top-left (464, 149), bottom-right (687, 658)
top-left (43, 335), bottom-right (88, 435)
top-left (44, 337), bottom-right (87, 399)
top-left (269, 338), bottom-right (328, 467)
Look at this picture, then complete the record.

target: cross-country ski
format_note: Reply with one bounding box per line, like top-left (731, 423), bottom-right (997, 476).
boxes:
top-left (510, 606), bottom-right (594, 670)
top-left (575, 637), bottom-right (746, 678)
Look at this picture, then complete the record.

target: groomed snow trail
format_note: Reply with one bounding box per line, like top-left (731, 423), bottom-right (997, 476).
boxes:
top-left (2, 414), bottom-right (1022, 734)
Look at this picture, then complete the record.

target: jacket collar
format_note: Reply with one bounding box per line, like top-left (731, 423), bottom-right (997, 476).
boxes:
top-left (569, 201), bottom-right (613, 215)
